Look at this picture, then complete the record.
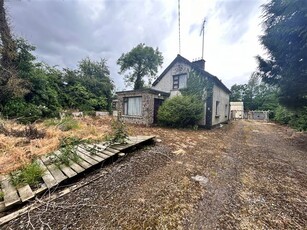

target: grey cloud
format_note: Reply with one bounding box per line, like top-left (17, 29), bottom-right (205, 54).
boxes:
top-left (215, 0), bottom-right (261, 43)
top-left (6, 0), bottom-right (177, 90)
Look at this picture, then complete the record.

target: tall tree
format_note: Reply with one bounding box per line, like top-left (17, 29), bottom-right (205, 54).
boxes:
top-left (0, 0), bottom-right (28, 106)
top-left (61, 58), bottom-right (114, 111)
top-left (117, 43), bottom-right (163, 90)
top-left (230, 74), bottom-right (279, 111)
top-left (256, 0), bottom-right (307, 109)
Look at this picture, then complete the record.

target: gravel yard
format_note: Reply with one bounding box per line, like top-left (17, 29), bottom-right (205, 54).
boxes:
top-left (2, 120), bottom-right (307, 229)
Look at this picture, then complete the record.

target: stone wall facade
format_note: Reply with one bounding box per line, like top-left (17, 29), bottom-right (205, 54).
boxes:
top-left (116, 89), bottom-right (169, 126)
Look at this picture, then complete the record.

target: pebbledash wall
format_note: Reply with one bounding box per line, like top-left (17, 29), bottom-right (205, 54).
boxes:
top-left (116, 89), bottom-right (169, 126)
top-left (211, 84), bottom-right (230, 126)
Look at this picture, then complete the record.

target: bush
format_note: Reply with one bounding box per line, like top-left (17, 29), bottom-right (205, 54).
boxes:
top-left (273, 105), bottom-right (307, 131)
top-left (274, 105), bottom-right (293, 124)
top-left (2, 99), bottom-right (43, 124)
top-left (289, 107), bottom-right (307, 131)
top-left (157, 95), bottom-right (203, 128)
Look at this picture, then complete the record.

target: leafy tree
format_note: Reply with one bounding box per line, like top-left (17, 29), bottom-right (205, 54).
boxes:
top-left (256, 0), bottom-right (307, 109)
top-left (78, 58), bottom-right (114, 110)
top-left (230, 74), bottom-right (279, 111)
top-left (0, 1), bottom-right (28, 106)
top-left (117, 43), bottom-right (163, 89)
top-left (62, 58), bottom-right (113, 111)
top-left (230, 84), bottom-right (246, 102)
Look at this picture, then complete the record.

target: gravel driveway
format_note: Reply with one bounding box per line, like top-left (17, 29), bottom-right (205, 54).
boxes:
top-left (2, 120), bottom-right (306, 229)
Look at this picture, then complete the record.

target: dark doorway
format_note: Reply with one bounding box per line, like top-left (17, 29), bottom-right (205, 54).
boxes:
top-left (153, 99), bottom-right (164, 123)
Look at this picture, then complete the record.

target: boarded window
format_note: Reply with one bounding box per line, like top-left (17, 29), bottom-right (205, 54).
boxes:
top-left (173, 74), bottom-right (187, 89)
top-left (123, 97), bottom-right (142, 116)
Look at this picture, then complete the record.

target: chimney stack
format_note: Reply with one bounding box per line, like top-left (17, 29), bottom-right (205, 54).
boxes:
top-left (192, 59), bottom-right (206, 70)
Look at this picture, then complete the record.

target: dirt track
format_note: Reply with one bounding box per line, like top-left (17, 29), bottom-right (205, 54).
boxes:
top-left (2, 120), bottom-right (307, 229)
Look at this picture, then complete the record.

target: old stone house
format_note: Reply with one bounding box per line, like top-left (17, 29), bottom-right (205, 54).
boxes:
top-left (116, 54), bottom-right (231, 128)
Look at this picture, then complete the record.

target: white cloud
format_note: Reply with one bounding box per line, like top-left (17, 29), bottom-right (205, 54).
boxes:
top-left (6, 0), bottom-right (267, 90)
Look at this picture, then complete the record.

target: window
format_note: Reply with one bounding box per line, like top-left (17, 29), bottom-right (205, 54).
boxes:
top-left (123, 97), bottom-right (142, 116)
top-left (215, 101), bottom-right (220, 116)
top-left (173, 73), bottom-right (187, 89)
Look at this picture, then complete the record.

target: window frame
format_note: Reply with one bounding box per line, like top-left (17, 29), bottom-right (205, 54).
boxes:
top-left (173, 73), bottom-right (187, 89)
top-left (215, 101), bottom-right (220, 117)
top-left (123, 96), bottom-right (142, 116)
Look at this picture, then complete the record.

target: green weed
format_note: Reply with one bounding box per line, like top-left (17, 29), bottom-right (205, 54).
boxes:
top-left (11, 162), bottom-right (44, 188)
top-left (44, 117), bottom-right (80, 131)
top-left (105, 119), bottom-right (129, 144)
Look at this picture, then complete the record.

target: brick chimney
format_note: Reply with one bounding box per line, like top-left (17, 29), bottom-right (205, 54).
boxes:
top-left (192, 59), bottom-right (206, 70)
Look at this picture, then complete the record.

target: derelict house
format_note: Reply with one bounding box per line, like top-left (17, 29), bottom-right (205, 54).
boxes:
top-left (116, 54), bottom-right (231, 128)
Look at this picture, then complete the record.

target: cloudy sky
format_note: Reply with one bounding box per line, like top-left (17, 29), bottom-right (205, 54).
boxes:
top-left (6, 0), bottom-right (267, 90)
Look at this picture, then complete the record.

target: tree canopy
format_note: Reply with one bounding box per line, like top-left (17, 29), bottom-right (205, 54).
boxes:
top-left (117, 43), bottom-right (163, 90)
top-left (0, 0), bottom-right (28, 105)
top-left (230, 74), bottom-right (279, 112)
top-left (256, 0), bottom-right (307, 109)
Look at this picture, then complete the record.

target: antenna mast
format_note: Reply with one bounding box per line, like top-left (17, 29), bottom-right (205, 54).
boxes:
top-left (178, 0), bottom-right (181, 54)
top-left (200, 18), bottom-right (206, 59)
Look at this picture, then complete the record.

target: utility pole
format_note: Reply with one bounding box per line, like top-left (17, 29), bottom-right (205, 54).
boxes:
top-left (200, 18), bottom-right (206, 59)
top-left (178, 0), bottom-right (181, 54)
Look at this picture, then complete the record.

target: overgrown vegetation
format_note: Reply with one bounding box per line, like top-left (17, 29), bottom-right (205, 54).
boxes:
top-left (157, 71), bottom-right (206, 128)
top-left (52, 137), bottom-right (86, 166)
top-left (252, 0), bottom-right (307, 130)
top-left (44, 117), bottom-right (80, 131)
top-left (10, 161), bottom-right (44, 188)
top-left (106, 119), bottom-right (129, 144)
top-left (0, 123), bottom-right (45, 139)
top-left (0, 2), bottom-right (114, 124)
top-left (158, 95), bottom-right (203, 128)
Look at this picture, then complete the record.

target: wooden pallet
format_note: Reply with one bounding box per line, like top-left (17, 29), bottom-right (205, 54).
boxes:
top-left (0, 136), bottom-right (154, 212)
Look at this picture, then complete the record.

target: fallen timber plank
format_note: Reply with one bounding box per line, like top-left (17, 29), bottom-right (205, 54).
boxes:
top-left (75, 147), bottom-right (99, 166)
top-left (0, 175), bottom-right (20, 207)
top-left (36, 159), bottom-right (57, 189)
top-left (71, 156), bottom-right (91, 170)
top-left (0, 135), bottom-right (155, 214)
top-left (111, 143), bottom-right (134, 151)
top-left (104, 146), bottom-right (120, 154)
top-left (77, 146), bottom-right (106, 162)
top-left (102, 149), bottom-right (118, 157)
top-left (86, 144), bottom-right (111, 159)
top-left (94, 143), bottom-right (120, 156)
top-left (53, 151), bottom-right (77, 178)
top-left (40, 156), bottom-right (67, 184)
top-left (33, 183), bottom-right (48, 195)
top-left (67, 159), bottom-right (85, 174)
top-left (17, 185), bottom-right (34, 202)
top-left (0, 170), bottom-right (109, 226)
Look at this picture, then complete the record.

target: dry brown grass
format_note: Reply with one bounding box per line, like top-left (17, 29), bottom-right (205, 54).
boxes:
top-left (0, 116), bottom-right (113, 174)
